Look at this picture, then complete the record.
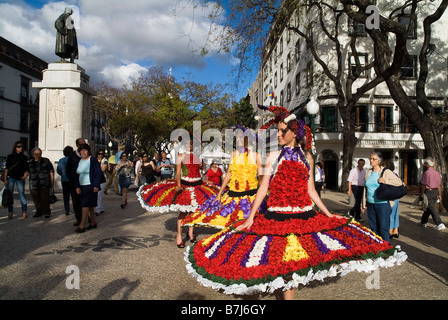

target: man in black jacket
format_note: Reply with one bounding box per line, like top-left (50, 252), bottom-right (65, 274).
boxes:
top-left (66, 138), bottom-right (85, 225)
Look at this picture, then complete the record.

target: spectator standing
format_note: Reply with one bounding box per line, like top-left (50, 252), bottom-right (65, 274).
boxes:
top-left (347, 159), bottom-right (366, 222)
top-left (4, 141), bottom-right (29, 219)
top-left (153, 152), bottom-right (161, 180)
top-left (57, 146), bottom-right (74, 215)
top-left (74, 144), bottom-right (101, 233)
top-left (115, 145), bottom-right (125, 196)
top-left (116, 153), bottom-right (133, 208)
top-left (136, 153), bottom-right (157, 186)
top-left (362, 152), bottom-right (402, 242)
top-left (315, 162), bottom-right (324, 197)
top-left (420, 157), bottom-right (445, 230)
top-left (28, 148), bottom-right (54, 218)
top-left (384, 160), bottom-right (400, 238)
top-left (104, 152), bottom-right (118, 195)
top-left (3, 141), bottom-right (29, 219)
top-left (157, 152), bottom-right (174, 179)
top-left (205, 161), bottom-right (223, 186)
top-left (95, 150), bottom-right (108, 215)
top-left (66, 138), bottom-right (85, 226)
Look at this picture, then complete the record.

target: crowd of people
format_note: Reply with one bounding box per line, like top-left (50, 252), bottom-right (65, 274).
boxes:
top-left (1, 129), bottom-right (445, 299)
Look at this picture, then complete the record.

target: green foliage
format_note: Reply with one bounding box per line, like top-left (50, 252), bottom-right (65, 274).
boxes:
top-left (92, 66), bottom-right (235, 154)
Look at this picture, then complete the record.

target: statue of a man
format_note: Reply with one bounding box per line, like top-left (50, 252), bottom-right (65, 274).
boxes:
top-left (55, 7), bottom-right (78, 63)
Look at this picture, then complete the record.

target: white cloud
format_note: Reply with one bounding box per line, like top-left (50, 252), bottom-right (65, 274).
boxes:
top-left (0, 0), bottom-right (231, 88)
top-left (100, 63), bottom-right (148, 88)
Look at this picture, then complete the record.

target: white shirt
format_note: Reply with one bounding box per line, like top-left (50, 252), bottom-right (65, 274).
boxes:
top-left (347, 167), bottom-right (366, 186)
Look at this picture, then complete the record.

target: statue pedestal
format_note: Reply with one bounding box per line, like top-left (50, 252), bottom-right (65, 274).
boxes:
top-left (32, 63), bottom-right (95, 186)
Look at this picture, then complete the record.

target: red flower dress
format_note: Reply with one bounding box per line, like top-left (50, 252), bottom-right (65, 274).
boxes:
top-left (185, 146), bottom-right (407, 295)
top-left (137, 153), bottom-right (219, 213)
top-left (182, 150), bottom-right (263, 229)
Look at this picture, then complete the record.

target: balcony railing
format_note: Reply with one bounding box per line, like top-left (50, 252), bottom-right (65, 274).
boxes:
top-left (316, 123), bottom-right (419, 134)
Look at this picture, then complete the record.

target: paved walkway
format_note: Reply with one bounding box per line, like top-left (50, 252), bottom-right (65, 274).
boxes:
top-left (0, 183), bottom-right (447, 301)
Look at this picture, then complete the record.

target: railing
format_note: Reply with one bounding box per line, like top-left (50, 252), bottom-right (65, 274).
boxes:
top-left (316, 123), bottom-right (419, 134)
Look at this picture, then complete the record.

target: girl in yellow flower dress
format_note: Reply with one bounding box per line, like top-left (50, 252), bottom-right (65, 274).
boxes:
top-left (182, 127), bottom-right (264, 230)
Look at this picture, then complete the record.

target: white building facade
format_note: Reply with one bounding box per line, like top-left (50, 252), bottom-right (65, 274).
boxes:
top-left (250, 1), bottom-right (448, 190)
top-left (0, 36), bottom-right (47, 158)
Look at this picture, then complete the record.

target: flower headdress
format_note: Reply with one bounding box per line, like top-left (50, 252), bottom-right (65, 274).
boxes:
top-left (256, 105), bottom-right (307, 141)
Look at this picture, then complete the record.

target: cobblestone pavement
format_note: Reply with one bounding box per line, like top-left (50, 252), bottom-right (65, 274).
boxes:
top-left (0, 183), bottom-right (447, 302)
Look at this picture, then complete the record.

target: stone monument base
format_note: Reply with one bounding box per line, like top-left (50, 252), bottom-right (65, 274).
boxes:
top-left (32, 63), bottom-right (95, 189)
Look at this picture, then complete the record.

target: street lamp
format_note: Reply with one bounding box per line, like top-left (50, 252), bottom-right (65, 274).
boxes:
top-left (306, 97), bottom-right (319, 192)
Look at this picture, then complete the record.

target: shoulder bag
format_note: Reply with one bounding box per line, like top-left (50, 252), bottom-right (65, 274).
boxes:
top-left (376, 168), bottom-right (407, 201)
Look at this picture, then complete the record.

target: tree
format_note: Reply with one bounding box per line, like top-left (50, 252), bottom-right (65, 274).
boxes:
top-left (225, 95), bottom-right (257, 129)
top-left (185, 0), bottom-right (386, 190)
top-left (342, 0), bottom-right (448, 210)
top-left (93, 66), bottom-right (233, 155)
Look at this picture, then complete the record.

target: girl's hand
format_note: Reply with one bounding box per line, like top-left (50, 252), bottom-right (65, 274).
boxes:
top-left (236, 217), bottom-right (254, 231)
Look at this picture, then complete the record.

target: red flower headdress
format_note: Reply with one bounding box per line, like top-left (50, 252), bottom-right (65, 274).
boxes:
top-left (257, 105), bottom-right (309, 143)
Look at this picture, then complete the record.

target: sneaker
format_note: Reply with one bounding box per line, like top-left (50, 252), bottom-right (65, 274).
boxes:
top-left (420, 223), bottom-right (427, 228)
top-left (434, 223), bottom-right (446, 231)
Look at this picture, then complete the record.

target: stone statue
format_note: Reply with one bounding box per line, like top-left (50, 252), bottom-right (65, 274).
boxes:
top-left (55, 7), bottom-right (78, 63)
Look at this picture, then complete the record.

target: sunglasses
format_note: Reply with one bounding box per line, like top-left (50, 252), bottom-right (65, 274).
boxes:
top-left (16, 145), bottom-right (23, 148)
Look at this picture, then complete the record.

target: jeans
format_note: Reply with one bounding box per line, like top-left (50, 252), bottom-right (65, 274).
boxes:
top-left (6, 177), bottom-right (27, 213)
top-left (366, 202), bottom-right (391, 242)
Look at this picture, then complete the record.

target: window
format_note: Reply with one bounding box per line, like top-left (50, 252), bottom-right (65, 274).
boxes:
top-left (348, 18), bottom-right (366, 36)
top-left (287, 83), bottom-right (291, 101)
top-left (295, 72), bottom-right (301, 94)
top-left (280, 63), bottom-right (284, 81)
top-left (398, 14), bottom-right (417, 39)
top-left (401, 55), bottom-right (417, 80)
top-left (280, 90), bottom-right (284, 104)
top-left (350, 53), bottom-right (368, 78)
top-left (287, 54), bottom-right (292, 73)
top-left (376, 106), bottom-right (393, 132)
top-left (355, 105), bottom-right (368, 132)
top-left (321, 106), bottom-right (336, 132)
top-left (279, 36), bottom-right (283, 54)
top-left (295, 40), bottom-right (300, 62)
top-left (306, 61), bottom-right (313, 87)
top-left (274, 72), bottom-right (278, 88)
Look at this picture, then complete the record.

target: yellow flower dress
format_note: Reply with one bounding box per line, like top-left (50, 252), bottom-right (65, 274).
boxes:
top-left (182, 150), bottom-right (263, 229)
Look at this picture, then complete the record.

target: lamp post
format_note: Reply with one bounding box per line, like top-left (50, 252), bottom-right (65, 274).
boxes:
top-left (306, 97), bottom-right (319, 190)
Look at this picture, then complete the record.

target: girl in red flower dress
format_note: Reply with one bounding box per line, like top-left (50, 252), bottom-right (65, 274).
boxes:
top-left (137, 139), bottom-right (219, 248)
top-left (185, 107), bottom-right (407, 299)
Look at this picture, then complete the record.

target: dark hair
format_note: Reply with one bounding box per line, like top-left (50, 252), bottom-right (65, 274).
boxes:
top-left (96, 149), bottom-right (105, 157)
top-left (63, 145), bottom-right (74, 157)
top-left (78, 143), bottom-right (91, 154)
top-left (383, 160), bottom-right (395, 171)
top-left (12, 141), bottom-right (23, 154)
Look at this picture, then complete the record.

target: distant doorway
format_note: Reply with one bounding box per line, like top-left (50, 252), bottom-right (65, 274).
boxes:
top-left (321, 150), bottom-right (338, 190)
top-left (400, 151), bottom-right (418, 186)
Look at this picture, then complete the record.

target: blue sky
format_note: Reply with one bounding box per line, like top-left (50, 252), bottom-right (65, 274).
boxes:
top-left (0, 0), bottom-right (253, 100)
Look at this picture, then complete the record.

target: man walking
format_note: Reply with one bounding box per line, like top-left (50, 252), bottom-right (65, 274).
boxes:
top-left (420, 157), bottom-right (445, 230)
top-left (347, 159), bottom-right (366, 222)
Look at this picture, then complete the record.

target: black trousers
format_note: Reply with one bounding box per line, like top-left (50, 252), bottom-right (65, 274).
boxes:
top-left (349, 185), bottom-right (364, 220)
top-left (69, 180), bottom-right (82, 222)
top-left (421, 189), bottom-right (442, 225)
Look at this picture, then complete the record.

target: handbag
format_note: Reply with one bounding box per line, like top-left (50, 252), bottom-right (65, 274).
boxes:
top-left (376, 169), bottom-right (407, 201)
top-left (49, 187), bottom-right (58, 204)
top-left (1, 187), bottom-right (14, 207)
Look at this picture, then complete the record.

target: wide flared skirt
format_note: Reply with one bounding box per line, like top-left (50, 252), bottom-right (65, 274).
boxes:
top-left (181, 191), bottom-right (265, 229)
top-left (137, 179), bottom-right (219, 213)
top-left (185, 213), bottom-right (407, 295)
